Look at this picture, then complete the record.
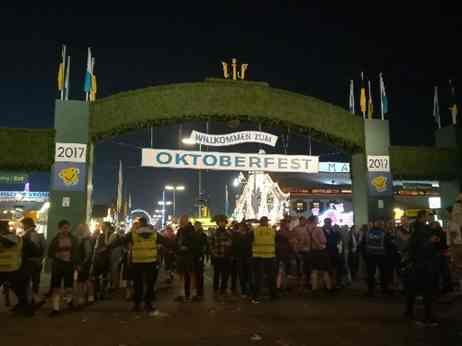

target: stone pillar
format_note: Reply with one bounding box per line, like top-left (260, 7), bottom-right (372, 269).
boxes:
top-left (436, 125), bottom-right (461, 209)
top-left (351, 119), bottom-right (393, 225)
top-left (47, 101), bottom-right (90, 240)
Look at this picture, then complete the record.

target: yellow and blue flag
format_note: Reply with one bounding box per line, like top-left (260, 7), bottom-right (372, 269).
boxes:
top-left (57, 45), bottom-right (66, 92)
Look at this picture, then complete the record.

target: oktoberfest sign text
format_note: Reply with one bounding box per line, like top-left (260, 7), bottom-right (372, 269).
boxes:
top-left (142, 149), bottom-right (319, 174)
top-left (185, 130), bottom-right (278, 147)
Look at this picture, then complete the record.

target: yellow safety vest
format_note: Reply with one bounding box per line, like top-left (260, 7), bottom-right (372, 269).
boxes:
top-left (0, 237), bottom-right (23, 272)
top-left (131, 231), bottom-right (158, 263)
top-left (252, 226), bottom-right (276, 258)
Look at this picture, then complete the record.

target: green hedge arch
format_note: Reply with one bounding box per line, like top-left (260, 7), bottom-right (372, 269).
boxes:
top-left (389, 145), bottom-right (460, 180)
top-left (0, 128), bottom-right (55, 171)
top-left (90, 78), bottom-right (365, 152)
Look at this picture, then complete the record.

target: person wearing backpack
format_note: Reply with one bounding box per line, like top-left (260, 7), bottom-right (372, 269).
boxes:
top-left (21, 217), bottom-right (46, 308)
top-left (361, 219), bottom-right (393, 297)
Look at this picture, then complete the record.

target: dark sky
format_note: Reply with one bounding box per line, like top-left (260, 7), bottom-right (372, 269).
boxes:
top-left (0, 3), bottom-right (461, 216)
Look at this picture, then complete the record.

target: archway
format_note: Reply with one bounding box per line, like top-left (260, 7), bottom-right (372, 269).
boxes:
top-left (42, 78), bottom-right (461, 239)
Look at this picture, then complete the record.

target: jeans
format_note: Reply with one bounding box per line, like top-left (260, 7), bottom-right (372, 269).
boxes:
top-left (213, 257), bottom-right (231, 293)
top-left (231, 257), bottom-right (251, 295)
top-left (365, 255), bottom-right (389, 294)
top-left (132, 262), bottom-right (159, 306)
top-left (192, 257), bottom-right (204, 297)
top-left (252, 257), bottom-right (277, 300)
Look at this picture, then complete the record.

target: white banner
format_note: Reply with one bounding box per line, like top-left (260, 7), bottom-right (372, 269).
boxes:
top-left (367, 155), bottom-right (390, 172)
top-left (142, 148), bottom-right (319, 173)
top-left (55, 143), bottom-right (87, 163)
top-left (186, 130), bottom-right (278, 147)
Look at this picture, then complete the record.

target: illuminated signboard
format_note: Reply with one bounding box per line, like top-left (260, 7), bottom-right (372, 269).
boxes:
top-left (0, 191), bottom-right (49, 202)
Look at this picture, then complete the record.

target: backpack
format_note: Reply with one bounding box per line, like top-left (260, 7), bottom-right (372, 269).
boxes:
top-left (366, 228), bottom-right (386, 256)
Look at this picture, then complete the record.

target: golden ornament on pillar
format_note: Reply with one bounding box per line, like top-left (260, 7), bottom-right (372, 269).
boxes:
top-left (221, 58), bottom-right (248, 80)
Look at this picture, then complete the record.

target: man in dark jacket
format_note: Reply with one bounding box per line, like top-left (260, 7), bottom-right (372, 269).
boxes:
top-left (191, 221), bottom-right (208, 301)
top-left (361, 219), bottom-right (393, 297)
top-left (404, 210), bottom-right (441, 326)
top-left (175, 215), bottom-right (196, 302)
top-left (230, 222), bottom-right (253, 297)
top-left (21, 217), bottom-right (46, 307)
top-left (209, 215), bottom-right (232, 296)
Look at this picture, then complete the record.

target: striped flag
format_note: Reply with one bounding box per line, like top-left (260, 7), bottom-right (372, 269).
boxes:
top-left (367, 80), bottom-right (374, 119)
top-left (57, 45), bottom-right (66, 96)
top-left (83, 48), bottom-right (93, 97)
top-left (433, 86), bottom-right (441, 128)
top-left (379, 73), bottom-right (389, 120)
top-left (349, 80), bottom-right (355, 114)
top-left (89, 57), bottom-right (97, 102)
top-left (449, 80), bottom-right (458, 125)
top-left (359, 72), bottom-right (367, 118)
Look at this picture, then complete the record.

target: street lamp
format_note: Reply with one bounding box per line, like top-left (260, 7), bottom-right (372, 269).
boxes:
top-left (165, 185), bottom-right (185, 220)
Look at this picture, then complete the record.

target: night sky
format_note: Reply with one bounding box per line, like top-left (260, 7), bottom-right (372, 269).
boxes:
top-left (0, 3), bottom-right (461, 216)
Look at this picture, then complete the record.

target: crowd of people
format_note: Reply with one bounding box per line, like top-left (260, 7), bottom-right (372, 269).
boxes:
top-left (1, 204), bottom-right (461, 327)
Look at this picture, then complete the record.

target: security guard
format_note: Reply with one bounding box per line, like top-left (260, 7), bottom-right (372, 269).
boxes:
top-left (0, 220), bottom-right (37, 316)
top-left (251, 216), bottom-right (277, 303)
top-left (115, 217), bottom-right (164, 313)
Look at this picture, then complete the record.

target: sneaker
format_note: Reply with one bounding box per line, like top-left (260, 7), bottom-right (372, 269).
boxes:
top-left (251, 299), bottom-right (260, 304)
top-left (49, 310), bottom-right (60, 318)
top-left (191, 295), bottom-right (203, 302)
top-left (426, 319), bottom-right (440, 328)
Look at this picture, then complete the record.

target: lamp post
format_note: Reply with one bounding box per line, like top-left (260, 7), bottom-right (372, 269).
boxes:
top-left (165, 185), bottom-right (185, 220)
top-left (158, 199), bottom-right (172, 227)
top-left (183, 137), bottom-right (204, 217)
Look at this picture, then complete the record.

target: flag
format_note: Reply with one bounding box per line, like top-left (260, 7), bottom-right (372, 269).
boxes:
top-left (57, 45), bottom-right (66, 92)
top-left (89, 57), bottom-right (97, 102)
top-left (359, 72), bottom-right (366, 117)
top-left (379, 73), bottom-right (389, 120)
top-left (116, 160), bottom-right (123, 223)
top-left (367, 80), bottom-right (373, 119)
top-left (64, 56), bottom-right (71, 101)
top-left (433, 86), bottom-right (441, 128)
top-left (449, 80), bottom-right (458, 125)
top-left (349, 80), bottom-right (355, 114)
top-left (83, 47), bottom-right (93, 94)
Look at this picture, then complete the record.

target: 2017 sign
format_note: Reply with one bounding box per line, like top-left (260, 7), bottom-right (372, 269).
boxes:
top-left (55, 143), bottom-right (87, 163)
top-left (367, 155), bottom-right (390, 172)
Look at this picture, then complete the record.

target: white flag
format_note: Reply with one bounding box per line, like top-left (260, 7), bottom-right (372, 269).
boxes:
top-left (433, 86), bottom-right (441, 129)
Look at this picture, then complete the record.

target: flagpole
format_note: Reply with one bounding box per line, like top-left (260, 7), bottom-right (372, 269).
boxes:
top-left (65, 56), bottom-right (70, 101)
top-left (379, 73), bottom-right (384, 121)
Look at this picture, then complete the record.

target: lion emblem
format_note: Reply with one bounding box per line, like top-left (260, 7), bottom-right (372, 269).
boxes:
top-left (371, 175), bottom-right (387, 193)
top-left (58, 167), bottom-right (80, 186)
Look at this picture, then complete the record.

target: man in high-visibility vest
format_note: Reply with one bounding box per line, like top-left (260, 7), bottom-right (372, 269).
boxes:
top-left (118, 217), bottom-right (164, 313)
top-left (251, 216), bottom-right (277, 304)
top-left (0, 220), bottom-right (38, 316)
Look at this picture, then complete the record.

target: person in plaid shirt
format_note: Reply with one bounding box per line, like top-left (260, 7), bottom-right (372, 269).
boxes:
top-left (209, 215), bottom-right (232, 296)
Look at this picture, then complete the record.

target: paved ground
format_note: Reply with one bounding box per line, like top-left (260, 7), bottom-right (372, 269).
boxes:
top-left (1, 271), bottom-right (462, 346)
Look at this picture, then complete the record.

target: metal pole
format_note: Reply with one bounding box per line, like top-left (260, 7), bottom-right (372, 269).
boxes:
top-left (225, 184), bottom-right (229, 216)
top-left (150, 127), bottom-right (154, 148)
top-left (198, 143), bottom-right (202, 217)
top-left (162, 190), bottom-right (166, 227)
top-left (173, 190), bottom-right (176, 220)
